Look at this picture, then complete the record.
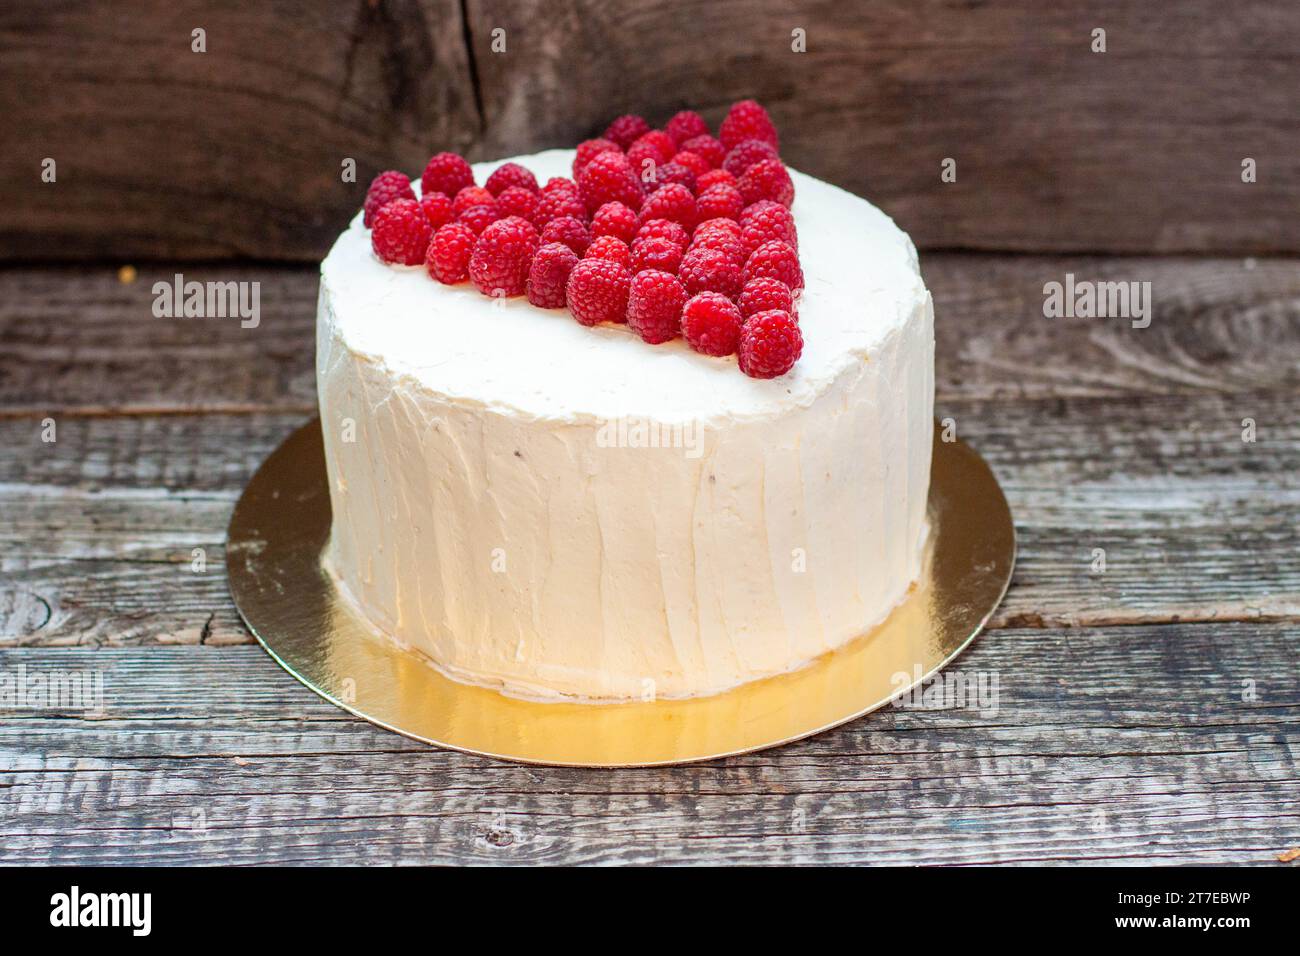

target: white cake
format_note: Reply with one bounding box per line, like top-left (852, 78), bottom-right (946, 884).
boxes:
top-left (317, 148), bottom-right (934, 701)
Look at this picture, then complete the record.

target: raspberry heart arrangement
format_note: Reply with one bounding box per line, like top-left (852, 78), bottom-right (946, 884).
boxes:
top-left (364, 100), bottom-right (803, 379)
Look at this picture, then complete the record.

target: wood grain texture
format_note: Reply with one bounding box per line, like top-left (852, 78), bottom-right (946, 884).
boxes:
top-left (1, 1), bottom-right (1297, 260)
top-left (2, 255), bottom-right (1297, 414)
top-left (2, 629), bottom-right (1296, 865)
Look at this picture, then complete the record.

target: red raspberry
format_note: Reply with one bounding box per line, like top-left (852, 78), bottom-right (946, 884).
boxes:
top-left (739, 200), bottom-right (798, 255)
top-left (696, 183), bottom-right (745, 222)
top-left (679, 246), bottom-right (742, 298)
top-left (363, 170), bottom-right (415, 228)
top-left (687, 229), bottom-right (745, 265)
top-left (738, 310), bottom-right (802, 379)
top-left (664, 110), bottom-right (710, 146)
top-left (696, 168), bottom-right (737, 192)
top-left (453, 186), bottom-right (496, 217)
top-left (635, 218), bottom-right (690, 250)
top-left (681, 292), bottom-right (744, 356)
top-left (627, 270), bottom-right (687, 344)
top-left (577, 151), bottom-right (643, 215)
top-left (371, 198), bottom-right (432, 265)
top-left (591, 202), bottom-right (639, 244)
top-left (632, 130), bottom-right (676, 164)
top-left (638, 183), bottom-right (697, 231)
top-left (719, 100), bottom-right (779, 151)
top-left (426, 222), bottom-right (477, 284)
top-left (584, 235), bottom-right (632, 270)
top-left (648, 161), bottom-right (697, 194)
top-left (737, 277), bottom-right (794, 319)
top-left (543, 176), bottom-right (580, 196)
top-left (566, 258), bottom-right (631, 325)
top-left (485, 162), bottom-right (539, 196)
top-left (536, 184), bottom-right (587, 226)
top-left (495, 185), bottom-right (540, 224)
top-left (722, 139), bottom-right (781, 177)
top-left (421, 152), bottom-right (474, 198)
top-left (468, 216), bottom-right (539, 298)
top-left (458, 203), bottom-right (500, 235)
top-left (743, 240), bottom-right (803, 290)
top-left (419, 191), bottom-right (455, 231)
top-left (739, 159), bottom-right (795, 208)
top-left (526, 242), bottom-right (580, 309)
top-left (670, 151), bottom-right (711, 179)
top-left (574, 138), bottom-right (622, 178)
top-left (693, 217), bottom-right (743, 242)
top-left (681, 134), bottom-right (726, 169)
top-left (630, 236), bottom-right (684, 274)
top-left (604, 114), bottom-right (651, 150)
top-left (540, 215), bottom-right (590, 256)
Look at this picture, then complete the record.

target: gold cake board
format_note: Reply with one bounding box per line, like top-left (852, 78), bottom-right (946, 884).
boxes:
top-left (227, 419), bottom-right (1015, 767)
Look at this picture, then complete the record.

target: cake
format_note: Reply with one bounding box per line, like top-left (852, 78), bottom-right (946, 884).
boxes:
top-left (316, 107), bottom-right (934, 702)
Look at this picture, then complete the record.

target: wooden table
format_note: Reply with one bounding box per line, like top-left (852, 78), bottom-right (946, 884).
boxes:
top-left (2, 255), bottom-right (1296, 865)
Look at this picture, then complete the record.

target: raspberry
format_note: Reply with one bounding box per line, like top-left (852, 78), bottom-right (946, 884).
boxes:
top-left (679, 246), bottom-right (742, 298)
top-left (485, 162), bottom-right (539, 196)
top-left (687, 228), bottom-right (745, 265)
top-left (363, 170), bottom-right (415, 227)
top-left (719, 100), bottom-right (779, 151)
top-left (738, 310), bottom-right (802, 379)
top-left (670, 151), bottom-right (711, 179)
top-left (371, 198), bottom-right (432, 265)
top-left (419, 191), bottom-right (455, 231)
top-left (638, 183), bottom-right (697, 231)
top-left (566, 258), bottom-right (631, 326)
top-left (627, 270), bottom-right (687, 344)
top-left (583, 235), bottom-right (632, 270)
top-left (591, 202), bottom-right (639, 244)
top-left (681, 292), bottom-right (744, 356)
top-left (737, 277), bottom-right (794, 319)
top-left (722, 139), bottom-right (781, 177)
top-left (536, 183), bottom-right (587, 226)
top-left (630, 130), bottom-right (676, 165)
top-left (630, 236), bottom-right (684, 274)
top-left (681, 134), bottom-right (726, 169)
top-left (696, 168), bottom-right (738, 192)
top-left (664, 110), bottom-right (710, 146)
top-left (649, 162), bottom-right (697, 194)
top-left (743, 240), bottom-right (803, 290)
top-left (457, 203), bottom-right (500, 235)
top-left (426, 222), bottom-right (477, 284)
top-left (604, 114), bottom-right (651, 150)
top-left (495, 185), bottom-right (540, 224)
top-left (739, 200), bottom-right (798, 255)
top-left (540, 215), bottom-right (590, 255)
top-left (468, 216), bottom-right (539, 298)
top-left (696, 183), bottom-right (745, 222)
top-left (693, 217), bottom-right (743, 242)
top-left (577, 151), bottom-right (643, 215)
top-left (635, 218), bottom-right (690, 250)
top-left (739, 159), bottom-right (795, 208)
top-left (526, 242), bottom-right (580, 309)
top-left (574, 138), bottom-right (622, 178)
top-left (453, 186), bottom-right (496, 217)
top-left (421, 152), bottom-right (474, 198)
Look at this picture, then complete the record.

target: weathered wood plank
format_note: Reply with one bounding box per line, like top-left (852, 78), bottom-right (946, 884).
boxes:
top-left (1, 2), bottom-right (1297, 259)
top-left (1, 389), bottom-right (1296, 646)
top-left (2, 257), bottom-right (1297, 414)
top-left (2, 628), bottom-right (1295, 865)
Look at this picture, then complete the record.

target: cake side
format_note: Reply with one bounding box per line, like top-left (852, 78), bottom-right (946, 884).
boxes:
top-left (317, 149), bottom-right (935, 701)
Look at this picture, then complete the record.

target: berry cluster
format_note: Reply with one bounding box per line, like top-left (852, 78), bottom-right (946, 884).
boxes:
top-left (362, 100), bottom-right (803, 379)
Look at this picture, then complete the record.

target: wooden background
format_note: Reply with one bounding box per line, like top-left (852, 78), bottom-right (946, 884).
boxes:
top-left (0, 0), bottom-right (1297, 261)
top-left (1, 1), bottom-right (1298, 865)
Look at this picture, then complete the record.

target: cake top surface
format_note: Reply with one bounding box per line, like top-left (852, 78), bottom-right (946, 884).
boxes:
top-left (320, 149), bottom-right (927, 424)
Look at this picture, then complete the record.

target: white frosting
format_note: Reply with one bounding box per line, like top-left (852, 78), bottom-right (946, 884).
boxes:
top-left (317, 149), bottom-right (934, 701)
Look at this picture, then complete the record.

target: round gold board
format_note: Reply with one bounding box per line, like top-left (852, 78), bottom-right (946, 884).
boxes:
top-left (227, 418), bottom-right (1015, 767)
